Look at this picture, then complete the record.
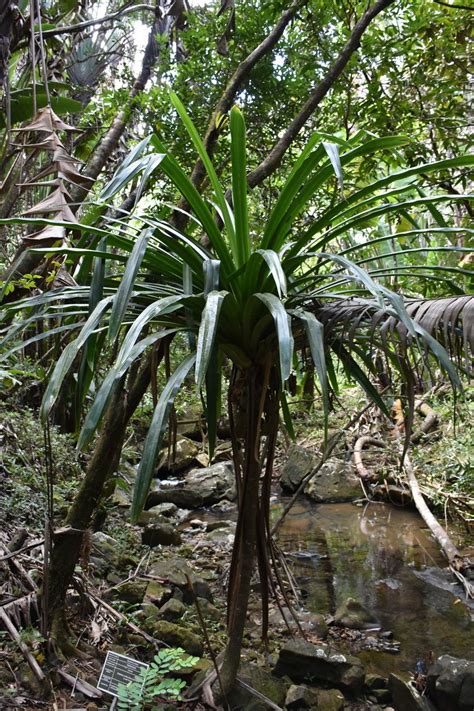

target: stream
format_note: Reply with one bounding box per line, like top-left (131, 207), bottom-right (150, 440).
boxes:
top-left (273, 499), bottom-right (474, 676)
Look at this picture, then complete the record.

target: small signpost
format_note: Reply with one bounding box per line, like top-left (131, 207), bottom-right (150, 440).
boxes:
top-left (97, 650), bottom-right (149, 704)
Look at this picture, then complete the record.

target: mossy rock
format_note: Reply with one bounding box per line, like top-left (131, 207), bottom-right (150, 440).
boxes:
top-left (151, 620), bottom-right (203, 656)
top-left (227, 662), bottom-right (289, 710)
top-left (106, 579), bottom-right (147, 605)
top-left (144, 580), bottom-right (173, 606)
top-left (157, 598), bottom-right (187, 621)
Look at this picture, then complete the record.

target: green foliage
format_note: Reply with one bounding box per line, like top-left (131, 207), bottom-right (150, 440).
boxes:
top-left (0, 404), bottom-right (83, 530)
top-left (2, 98), bottom-right (472, 524)
top-left (411, 386), bottom-right (474, 523)
top-left (116, 647), bottom-right (199, 711)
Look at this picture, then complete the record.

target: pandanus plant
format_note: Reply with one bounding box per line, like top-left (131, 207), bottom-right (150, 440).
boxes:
top-left (1, 94), bottom-right (473, 690)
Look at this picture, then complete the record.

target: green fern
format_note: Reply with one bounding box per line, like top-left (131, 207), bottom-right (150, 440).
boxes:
top-left (117, 647), bottom-right (199, 711)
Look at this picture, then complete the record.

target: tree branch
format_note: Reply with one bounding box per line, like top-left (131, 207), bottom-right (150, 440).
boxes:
top-left (42, 4), bottom-right (157, 38)
top-left (71, 1), bottom-right (165, 204)
top-left (186, 0), bottom-right (309, 193)
top-left (432, 0), bottom-right (474, 10)
top-left (247, 0), bottom-right (397, 188)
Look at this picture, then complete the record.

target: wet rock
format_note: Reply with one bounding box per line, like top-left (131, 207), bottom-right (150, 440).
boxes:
top-left (280, 445), bottom-right (318, 492)
top-left (146, 462), bottom-right (236, 509)
top-left (150, 620), bottom-right (203, 656)
top-left (372, 688), bottom-right (392, 703)
top-left (195, 598), bottom-right (222, 622)
top-left (273, 640), bottom-right (365, 692)
top-left (141, 522), bottom-right (182, 547)
top-left (426, 655), bottom-right (474, 711)
top-left (210, 500), bottom-right (237, 514)
top-left (149, 557), bottom-right (213, 602)
top-left (365, 673), bottom-right (388, 690)
top-left (285, 684), bottom-right (345, 709)
top-left (267, 607), bottom-right (328, 638)
top-left (157, 598), bottom-right (186, 621)
top-left (207, 518), bottom-right (234, 532)
top-left (106, 580), bottom-right (147, 605)
top-left (388, 674), bottom-right (436, 711)
top-left (91, 532), bottom-right (119, 563)
top-left (227, 662), bottom-right (289, 710)
top-left (305, 459), bottom-right (361, 502)
top-left (305, 459), bottom-right (362, 503)
top-left (157, 437), bottom-right (200, 476)
top-left (285, 684), bottom-right (319, 709)
top-left (145, 502), bottom-right (179, 519)
top-left (334, 597), bottom-right (379, 630)
top-left (206, 524), bottom-right (236, 546)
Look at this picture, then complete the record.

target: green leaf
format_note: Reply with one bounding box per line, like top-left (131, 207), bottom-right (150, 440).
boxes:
top-left (255, 293), bottom-right (293, 383)
top-left (150, 135), bottom-right (234, 275)
top-left (169, 93), bottom-right (237, 262)
top-left (40, 296), bottom-right (114, 422)
top-left (334, 341), bottom-right (389, 416)
top-left (108, 230), bottom-right (150, 341)
top-left (254, 249), bottom-right (287, 297)
top-left (230, 105), bottom-right (250, 267)
top-left (293, 309), bottom-right (329, 439)
top-left (195, 290), bottom-right (228, 387)
top-left (78, 330), bottom-right (178, 451)
top-left (322, 142), bottom-right (344, 192)
top-left (2, 94), bottom-right (82, 127)
top-left (205, 347), bottom-right (221, 462)
top-left (131, 353), bottom-right (196, 520)
top-left (280, 390), bottom-right (295, 440)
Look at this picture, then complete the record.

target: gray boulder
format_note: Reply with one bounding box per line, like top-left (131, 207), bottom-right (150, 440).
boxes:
top-left (157, 437), bottom-right (200, 476)
top-left (389, 674), bottom-right (436, 711)
top-left (305, 458), bottom-right (361, 502)
top-left (285, 684), bottom-right (345, 710)
top-left (426, 655), bottom-right (474, 711)
top-left (334, 597), bottom-right (379, 630)
top-left (141, 522), bottom-right (182, 547)
top-left (146, 462), bottom-right (236, 509)
top-left (149, 557), bottom-right (213, 602)
top-left (273, 640), bottom-right (365, 692)
top-left (227, 663), bottom-right (289, 710)
top-left (267, 607), bottom-right (328, 638)
top-left (280, 445), bottom-right (318, 492)
top-left (157, 598), bottom-right (186, 621)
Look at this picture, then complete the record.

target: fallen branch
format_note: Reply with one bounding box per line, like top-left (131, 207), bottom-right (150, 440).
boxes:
top-left (411, 400), bottom-right (439, 443)
top-left (0, 542), bottom-right (38, 591)
top-left (56, 669), bottom-right (102, 699)
top-left (0, 606), bottom-right (48, 688)
top-left (353, 436), bottom-right (385, 481)
top-left (402, 451), bottom-right (473, 596)
top-left (87, 591), bottom-right (162, 648)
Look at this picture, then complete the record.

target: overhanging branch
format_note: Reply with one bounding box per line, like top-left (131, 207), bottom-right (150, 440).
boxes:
top-left (187, 0), bottom-right (309, 192)
top-left (247, 0), bottom-right (397, 187)
top-left (42, 4), bottom-right (157, 38)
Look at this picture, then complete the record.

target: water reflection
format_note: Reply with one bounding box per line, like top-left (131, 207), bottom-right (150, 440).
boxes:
top-left (275, 500), bottom-right (474, 674)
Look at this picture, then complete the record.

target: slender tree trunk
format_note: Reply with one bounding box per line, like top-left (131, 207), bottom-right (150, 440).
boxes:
top-left (219, 364), bottom-right (266, 695)
top-left (44, 350), bottom-right (155, 647)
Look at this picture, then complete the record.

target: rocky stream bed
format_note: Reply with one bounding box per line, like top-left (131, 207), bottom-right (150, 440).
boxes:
top-left (1, 435), bottom-right (473, 710)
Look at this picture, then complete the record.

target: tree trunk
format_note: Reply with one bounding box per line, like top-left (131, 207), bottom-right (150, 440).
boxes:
top-left (44, 350), bottom-right (154, 647)
top-left (219, 364), bottom-right (266, 695)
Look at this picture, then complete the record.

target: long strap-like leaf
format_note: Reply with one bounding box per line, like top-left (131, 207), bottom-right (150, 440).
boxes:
top-left (131, 353), bottom-right (196, 521)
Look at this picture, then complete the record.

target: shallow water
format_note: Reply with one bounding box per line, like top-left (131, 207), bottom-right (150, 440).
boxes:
top-left (274, 500), bottom-right (474, 676)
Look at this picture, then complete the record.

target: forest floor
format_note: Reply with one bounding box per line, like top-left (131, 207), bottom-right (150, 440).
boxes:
top-left (0, 384), bottom-right (472, 710)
